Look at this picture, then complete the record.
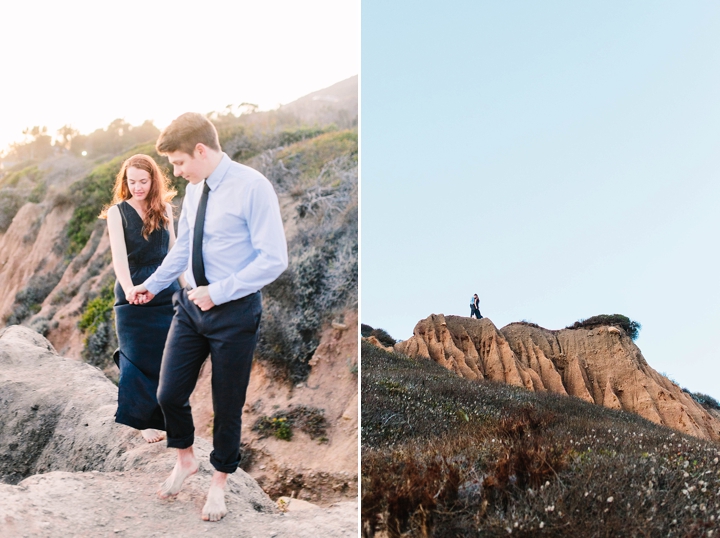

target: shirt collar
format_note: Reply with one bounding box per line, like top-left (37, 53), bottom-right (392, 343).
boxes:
top-left (204, 152), bottom-right (231, 191)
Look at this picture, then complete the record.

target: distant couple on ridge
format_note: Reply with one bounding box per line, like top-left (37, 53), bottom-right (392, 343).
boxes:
top-left (470, 293), bottom-right (483, 319)
top-left (101, 113), bottom-right (288, 521)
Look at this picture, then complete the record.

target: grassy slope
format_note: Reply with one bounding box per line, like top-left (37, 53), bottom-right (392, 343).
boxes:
top-left (361, 341), bottom-right (720, 537)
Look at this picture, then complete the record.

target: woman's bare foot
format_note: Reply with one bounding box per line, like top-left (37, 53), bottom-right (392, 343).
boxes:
top-left (157, 447), bottom-right (198, 499)
top-left (141, 429), bottom-right (165, 443)
top-left (202, 471), bottom-right (228, 522)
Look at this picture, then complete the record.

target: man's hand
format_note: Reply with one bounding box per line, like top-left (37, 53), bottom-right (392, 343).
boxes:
top-left (188, 286), bottom-right (215, 311)
top-left (127, 284), bottom-right (155, 305)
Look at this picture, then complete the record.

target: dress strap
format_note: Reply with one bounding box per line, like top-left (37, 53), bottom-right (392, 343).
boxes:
top-left (117, 201), bottom-right (129, 229)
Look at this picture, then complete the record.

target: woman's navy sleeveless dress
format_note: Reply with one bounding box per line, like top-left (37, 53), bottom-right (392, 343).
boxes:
top-left (114, 201), bottom-right (180, 430)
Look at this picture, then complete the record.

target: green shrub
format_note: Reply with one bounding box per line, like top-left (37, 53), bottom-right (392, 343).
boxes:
top-left (78, 282), bottom-right (115, 335)
top-left (253, 416), bottom-right (293, 441)
top-left (5, 270), bottom-right (64, 325)
top-left (360, 324), bottom-right (396, 346)
top-left (566, 314), bottom-right (641, 341)
top-left (27, 179), bottom-right (47, 203)
top-left (370, 328), bottom-right (396, 347)
top-left (252, 405), bottom-right (328, 442)
top-left (255, 131), bottom-right (357, 384)
top-left (78, 281), bottom-right (118, 369)
top-left (273, 129), bottom-right (357, 190)
top-left (277, 125), bottom-right (336, 147)
top-left (0, 189), bottom-right (24, 232)
top-left (689, 392), bottom-right (720, 411)
top-left (0, 165), bottom-right (43, 189)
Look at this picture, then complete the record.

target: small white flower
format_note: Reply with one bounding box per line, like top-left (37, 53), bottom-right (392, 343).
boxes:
top-left (539, 522), bottom-right (544, 529)
top-left (607, 496), bottom-right (614, 503)
top-left (684, 472), bottom-right (689, 478)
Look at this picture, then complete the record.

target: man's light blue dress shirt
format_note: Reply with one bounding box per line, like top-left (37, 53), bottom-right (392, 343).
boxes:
top-left (144, 153), bottom-right (288, 305)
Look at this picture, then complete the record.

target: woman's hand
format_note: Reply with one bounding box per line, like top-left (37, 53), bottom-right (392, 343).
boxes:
top-left (128, 284), bottom-right (155, 305)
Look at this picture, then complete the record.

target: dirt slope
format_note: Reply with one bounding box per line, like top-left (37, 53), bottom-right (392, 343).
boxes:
top-left (190, 311), bottom-right (359, 504)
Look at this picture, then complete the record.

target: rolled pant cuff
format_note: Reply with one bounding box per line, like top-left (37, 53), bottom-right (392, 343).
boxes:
top-left (166, 432), bottom-right (194, 449)
top-left (210, 452), bottom-right (240, 474)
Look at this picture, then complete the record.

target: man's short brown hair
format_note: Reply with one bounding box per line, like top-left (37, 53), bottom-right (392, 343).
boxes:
top-left (156, 112), bottom-right (221, 156)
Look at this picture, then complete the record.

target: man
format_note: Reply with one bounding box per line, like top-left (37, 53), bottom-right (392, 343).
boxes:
top-left (127, 112), bottom-right (287, 521)
top-left (470, 293), bottom-right (482, 319)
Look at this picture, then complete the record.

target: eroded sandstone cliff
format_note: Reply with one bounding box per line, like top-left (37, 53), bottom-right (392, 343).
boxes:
top-left (395, 314), bottom-right (720, 442)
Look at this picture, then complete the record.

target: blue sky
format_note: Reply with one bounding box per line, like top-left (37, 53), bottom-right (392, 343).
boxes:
top-left (361, 2), bottom-right (720, 398)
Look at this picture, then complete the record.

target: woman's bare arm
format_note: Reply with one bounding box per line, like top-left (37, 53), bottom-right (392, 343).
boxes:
top-left (107, 205), bottom-right (134, 294)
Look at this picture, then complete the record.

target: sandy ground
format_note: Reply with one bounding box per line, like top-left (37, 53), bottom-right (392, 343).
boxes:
top-left (0, 471), bottom-right (357, 538)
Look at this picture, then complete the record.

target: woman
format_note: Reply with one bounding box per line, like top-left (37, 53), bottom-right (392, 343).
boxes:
top-left (471, 293), bottom-right (482, 319)
top-left (101, 154), bottom-right (183, 443)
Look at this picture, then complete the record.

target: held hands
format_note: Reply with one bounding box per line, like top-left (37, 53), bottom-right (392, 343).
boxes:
top-left (127, 284), bottom-right (155, 305)
top-left (188, 286), bottom-right (215, 311)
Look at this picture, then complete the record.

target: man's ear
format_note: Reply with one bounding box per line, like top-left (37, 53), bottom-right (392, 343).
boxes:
top-left (194, 143), bottom-right (206, 159)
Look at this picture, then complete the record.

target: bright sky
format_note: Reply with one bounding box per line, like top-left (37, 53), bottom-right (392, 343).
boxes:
top-left (362, 2), bottom-right (720, 399)
top-left (0, 0), bottom-right (359, 153)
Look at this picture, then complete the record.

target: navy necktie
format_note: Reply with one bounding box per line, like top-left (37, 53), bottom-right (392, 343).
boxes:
top-left (192, 181), bottom-right (210, 287)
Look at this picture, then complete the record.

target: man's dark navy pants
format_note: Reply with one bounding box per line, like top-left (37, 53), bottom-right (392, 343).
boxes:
top-left (157, 288), bottom-right (262, 473)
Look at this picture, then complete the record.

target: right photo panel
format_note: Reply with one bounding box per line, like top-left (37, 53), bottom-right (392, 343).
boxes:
top-left (361, 2), bottom-right (720, 536)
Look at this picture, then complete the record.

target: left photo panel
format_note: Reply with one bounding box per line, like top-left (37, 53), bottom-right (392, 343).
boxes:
top-left (0, 1), bottom-right (358, 536)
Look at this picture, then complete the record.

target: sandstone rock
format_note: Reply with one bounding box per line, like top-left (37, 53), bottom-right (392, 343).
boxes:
top-left (395, 315), bottom-right (720, 442)
top-left (278, 496), bottom-right (321, 511)
top-left (363, 335), bottom-right (394, 353)
top-left (0, 325), bottom-right (357, 537)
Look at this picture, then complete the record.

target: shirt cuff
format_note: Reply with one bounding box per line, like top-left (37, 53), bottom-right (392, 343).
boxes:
top-left (207, 282), bottom-right (227, 306)
top-left (144, 277), bottom-right (163, 296)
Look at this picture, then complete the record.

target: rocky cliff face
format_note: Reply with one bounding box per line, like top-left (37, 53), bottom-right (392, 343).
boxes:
top-left (395, 314), bottom-right (720, 442)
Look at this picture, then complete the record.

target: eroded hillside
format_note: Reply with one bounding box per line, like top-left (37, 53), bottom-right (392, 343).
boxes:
top-left (395, 314), bottom-right (720, 441)
top-left (0, 77), bottom-right (358, 505)
top-left (362, 340), bottom-right (720, 537)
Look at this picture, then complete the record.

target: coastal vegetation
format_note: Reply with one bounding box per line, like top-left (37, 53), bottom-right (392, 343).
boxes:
top-left (362, 340), bottom-right (720, 537)
top-left (566, 314), bottom-right (641, 341)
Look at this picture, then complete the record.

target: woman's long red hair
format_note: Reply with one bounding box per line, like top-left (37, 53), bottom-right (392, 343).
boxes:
top-left (100, 154), bottom-right (177, 239)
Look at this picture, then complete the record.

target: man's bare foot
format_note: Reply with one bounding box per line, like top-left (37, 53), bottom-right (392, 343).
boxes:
top-left (202, 471), bottom-right (229, 522)
top-left (141, 429), bottom-right (165, 443)
top-left (157, 447), bottom-right (198, 499)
